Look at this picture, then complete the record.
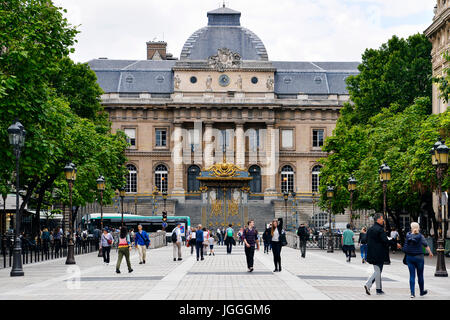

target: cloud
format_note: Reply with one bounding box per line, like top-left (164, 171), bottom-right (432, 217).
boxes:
top-left (53, 0), bottom-right (436, 63)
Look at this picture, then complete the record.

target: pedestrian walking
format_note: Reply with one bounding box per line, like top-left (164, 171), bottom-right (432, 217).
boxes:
top-left (100, 228), bottom-right (114, 265)
top-left (115, 226), bottom-right (133, 274)
top-left (263, 226), bottom-right (271, 254)
top-left (195, 224), bottom-right (204, 261)
top-left (390, 228), bottom-right (399, 254)
top-left (134, 225), bottom-right (150, 264)
top-left (216, 227), bottom-right (222, 246)
top-left (297, 223), bottom-right (308, 258)
top-left (172, 223), bottom-right (183, 261)
top-left (41, 228), bottom-right (50, 253)
top-left (358, 227), bottom-right (368, 263)
top-left (270, 218), bottom-right (285, 272)
top-left (364, 213), bottom-right (400, 295)
top-left (202, 228), bottom-right (209, 257)
top-left (188, 227), bottom-right (196, 255)
top-left (208, 232), bottom-right (215, 256)
top-left (221, 227), bottom-right (225, 246)
top-left (243, 220), bottom-right (260, 272)
top-left (224, 224), bottom-right (235, 254)
top-left (53, 227), bottom-right (63, 256)
top-left (342, 224), bottom-right (355, 262)
top-left (402, 222), bottom-right (433, 298)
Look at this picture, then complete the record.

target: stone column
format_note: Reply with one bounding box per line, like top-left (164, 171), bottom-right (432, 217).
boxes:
top-left (172, 122), bottom-right (185, 203)
top-left (264, 122), bottom-right (278, 203)
top-left (235, 122), bottom-right (245, 167)
top-left (203, 122), bottom-right (214, 168)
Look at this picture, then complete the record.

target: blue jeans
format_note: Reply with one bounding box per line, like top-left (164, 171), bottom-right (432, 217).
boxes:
top-left (360, 244), bottom-right (368, 260)
top-left (406, 254), bottom-right (425, 296)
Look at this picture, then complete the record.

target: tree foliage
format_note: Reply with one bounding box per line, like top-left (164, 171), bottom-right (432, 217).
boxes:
top-left (0, 1), bottom-right (128, 236)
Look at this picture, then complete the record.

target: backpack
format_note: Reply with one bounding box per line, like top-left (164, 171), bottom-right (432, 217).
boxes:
top-left (227, 228), bottom-right (233, 237)
top-left (171, 229), bottom-right (178, 242)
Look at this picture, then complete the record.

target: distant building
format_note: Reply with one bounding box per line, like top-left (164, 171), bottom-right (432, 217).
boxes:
top-left (425, 0), bottom-right (450, 114)
top-left (87, 6), bottom-right (360, 229)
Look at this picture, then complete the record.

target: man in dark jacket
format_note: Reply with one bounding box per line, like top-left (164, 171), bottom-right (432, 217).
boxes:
top-left (364, 213), bottom-right (400, 295)
top-left (297, 224), bottom-right (308, 258)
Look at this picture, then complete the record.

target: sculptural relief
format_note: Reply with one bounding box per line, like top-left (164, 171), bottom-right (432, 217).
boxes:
top-left (208, 48), bottom-right (242, 72)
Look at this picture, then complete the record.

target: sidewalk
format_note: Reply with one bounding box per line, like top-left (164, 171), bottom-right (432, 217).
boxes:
top-left (0, 244), bottom-right (448, 300)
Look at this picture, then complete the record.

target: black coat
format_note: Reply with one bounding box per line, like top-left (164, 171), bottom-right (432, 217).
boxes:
top-left (297, 226), bottom-right (308, 241)
top-left (366, 222), bottom-right (393, 265)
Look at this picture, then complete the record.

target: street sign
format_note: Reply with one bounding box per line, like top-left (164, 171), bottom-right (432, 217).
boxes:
top-left (162, 222), bottom-right (167, 228)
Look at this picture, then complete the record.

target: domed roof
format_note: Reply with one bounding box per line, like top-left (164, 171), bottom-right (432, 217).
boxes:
top-left (180, 6), bottom-right (268, 61)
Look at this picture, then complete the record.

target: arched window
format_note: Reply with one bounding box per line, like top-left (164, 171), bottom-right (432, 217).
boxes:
top-left (281, 165), bottom-right (294, 193)
top-left (249, 165), bottom-right (261, 194)
top-left (312, 165), bottom-right (322, 192)
top-left (187, 165), bottom-right (200, 193)
top-left (155, 164), bottom-right (168, 192)
top-left (126, 164), bottom-right (137, 193)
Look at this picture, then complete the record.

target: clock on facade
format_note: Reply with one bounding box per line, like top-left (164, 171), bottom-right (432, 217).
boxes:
top-left (218, 74), bottom-right (230, 87)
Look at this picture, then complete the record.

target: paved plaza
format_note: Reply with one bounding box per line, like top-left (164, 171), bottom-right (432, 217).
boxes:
top-left (0, 244), bottom-right (449, 300)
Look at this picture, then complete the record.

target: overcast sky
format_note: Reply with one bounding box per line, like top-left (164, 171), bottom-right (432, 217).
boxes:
top-left (53, 0), bottom-right (436, 63)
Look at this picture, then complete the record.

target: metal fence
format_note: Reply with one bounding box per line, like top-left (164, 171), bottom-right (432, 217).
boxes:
top-left (1, 235), bottom-right (99, 269)
top-left (286, 232), bottom-right (343, 250)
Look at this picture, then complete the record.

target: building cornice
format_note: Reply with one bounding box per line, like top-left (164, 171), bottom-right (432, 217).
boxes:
top-left (425, 8), bottom-right (450, 37)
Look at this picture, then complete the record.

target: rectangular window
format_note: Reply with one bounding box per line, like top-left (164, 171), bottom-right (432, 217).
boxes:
top-left (155, 129), bottom-right (167, 147)
top-left (249, 129), bottom-right (260, 151)
top-left (312, 129), bottom-right (324, 148)
top-left (281, 129), bottom-right (293, 149)
top-left (188, 129), bottom-right (200, 152)
top-left (124, 128), bottom-right (136, 147)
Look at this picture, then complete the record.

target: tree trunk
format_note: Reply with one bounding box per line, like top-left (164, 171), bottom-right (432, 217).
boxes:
top-left (18, 177), bottom-right (39, 234)
top-left (33, 174), bottom-right (58, 239)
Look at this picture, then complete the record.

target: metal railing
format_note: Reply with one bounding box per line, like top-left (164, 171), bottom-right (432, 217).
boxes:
top-left (286, 232), bottom-right (342, 250)
top-left (1, 235), bottom-right (99, 269)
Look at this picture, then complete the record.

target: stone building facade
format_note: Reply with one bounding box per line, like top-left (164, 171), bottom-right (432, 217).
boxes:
top-left (87, 6), bottom-right (359, 228)
top-left (425, 0), bottom-right (450, 114)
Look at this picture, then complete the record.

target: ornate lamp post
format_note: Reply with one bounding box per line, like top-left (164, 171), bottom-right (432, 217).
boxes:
top-left (64, 162), bottom-right (77, 265)
top-left (327, 186), bottom-right (335, 253)
top-left (96, 175), bottom-right (105, 257)
top-left (8, 120), bottom-right (26, 277)
top-left (348, 176), bottom-right (357, 228)
top-left (291, 191), bottom-right (298, 230)
top-left (379, 163), bottom-right (391, 231)
top-left (432, 139), bottom-right (448, 277)
top-left (348, 176), bottom-right (357, 257)
top-left (119, 187), bottom-right (126, 226)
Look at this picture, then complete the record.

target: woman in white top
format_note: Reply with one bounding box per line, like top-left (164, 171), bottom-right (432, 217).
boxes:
top-left (270, 218), bottom-right (284, 272)
top-left (189, 228), bottom-right (196, 255)
top-left (202, 228), bottom-right (209, 256)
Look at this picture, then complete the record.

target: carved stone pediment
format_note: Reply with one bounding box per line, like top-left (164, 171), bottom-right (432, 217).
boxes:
top-left (208, 48), bottom-right (242, 72)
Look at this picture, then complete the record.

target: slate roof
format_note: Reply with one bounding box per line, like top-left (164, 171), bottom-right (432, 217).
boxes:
top-left (180, 6), bottom-right (268, 61)
top-left (88, 7), bottom-right (360, 96)
top-left (273, 61), bottom-right (359, 95)
top-left (88, 59), bottom-right (176, 93)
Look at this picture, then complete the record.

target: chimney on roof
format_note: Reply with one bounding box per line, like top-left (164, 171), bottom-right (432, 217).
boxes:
top-left (147, 41), bottom-right (167, 60)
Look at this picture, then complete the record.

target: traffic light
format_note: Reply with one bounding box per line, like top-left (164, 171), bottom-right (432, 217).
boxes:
top-left (162, 211), bottom-right (167, 223)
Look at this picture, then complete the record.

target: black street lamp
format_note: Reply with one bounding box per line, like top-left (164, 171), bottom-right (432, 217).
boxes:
top-left (96, 175), bottom-right (105, 257)
top-left (8, 120), bottom-right (26, 277)
top-left (379, 163), bottom-right (391, 231)
top-left (291, 191), bottom-right (298, 230)
top-left (348, 176), bottom-right (357, 257)
top-left (348, 176), bottom-right (357, 228)
top-left (327, 186), bottom-right (335, 253)
top-left (119, 187), bottom-right (126, 226)
top-left (432, 139), bottom-right (448, 277)
top-left (64, 162), bottom-right (77, 265)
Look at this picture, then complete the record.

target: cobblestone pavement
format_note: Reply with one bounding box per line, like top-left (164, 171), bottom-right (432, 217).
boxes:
top-left (0, 244), bottom-right (449, 300)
